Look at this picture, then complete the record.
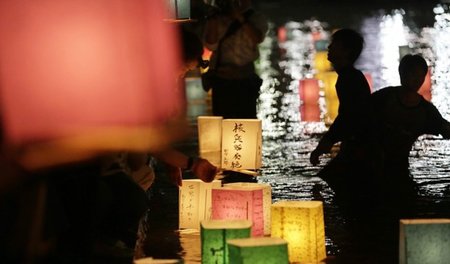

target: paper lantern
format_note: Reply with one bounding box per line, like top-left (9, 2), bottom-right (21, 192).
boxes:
top-left (179, 179), bottom-right (222, 230)
top-left (299, 79), bottom-right (320, 105)
top-left (271, 200), bottom-right (326, 263)
top-left (399, 219), bottom-right (450, 264)
top-left (201, 219), bottom-right (252, 264)
top-left (278, 26), bottom-right (287, 43)
top-left (0, 0), bottom-right (183, 170)
top-left (198, 116), bottom-right (223, 167)
top-left (164, 0), bottom-right (191, 20)
top-left (300, 104), bottom-right (321, 122)
top-left (227, 237), bottom-right (289, 264)
top-left (313, 51), bottom-right (332, 73)
top-left (221, 119), bottom-right (262, 171)
top-left (418, 68), bottom-right (432, 101)
top-left (224, 182), bottom-right (272, 235)
top-left (134, 258), bottom-right (182, 264)
top-left (316, 71), bottom-right (338, 126)
top-left (211, 186), bottom-right (264, 236)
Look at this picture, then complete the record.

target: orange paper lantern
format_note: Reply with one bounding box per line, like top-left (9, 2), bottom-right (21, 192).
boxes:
top-left (299, 79), bottom-right (320, 105)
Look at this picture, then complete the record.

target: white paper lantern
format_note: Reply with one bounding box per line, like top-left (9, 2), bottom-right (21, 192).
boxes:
top-left (197, 116), bottom-right (223, 168)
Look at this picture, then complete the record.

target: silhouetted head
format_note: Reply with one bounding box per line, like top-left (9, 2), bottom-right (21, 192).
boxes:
top-left (398, 54), bottom-right (428, 92)
top-left (328, 28), bottom-right (364, 69)
top-left (180, 29), bottom-right (204, 74)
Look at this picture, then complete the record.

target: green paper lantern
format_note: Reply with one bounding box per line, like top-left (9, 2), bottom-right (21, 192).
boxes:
top-left (399, 219), bottom-right (450, 264)
top-left (201, 219), bottom-right (252, 264)
top-left (227, 237), bottom-right (289, 264)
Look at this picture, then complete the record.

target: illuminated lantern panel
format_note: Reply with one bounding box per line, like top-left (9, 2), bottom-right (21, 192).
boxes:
top-left (315, 71), bottom-right (338, 126)
top-left (271, 200), bottom-right (326, 264)
top-left (399, 219), bottom-right (450, 264)
top-left (313, 51), bottom-right (332, 73)
top-left (299, 78), bottom-right (320, 106)
top-left (221, 119), bottom-right (262, 171)
top-left (179, 179), bottom-right (222, 230)
top-left (418, 68), bottom-right (432, 101)
top-left (211, 187), bottom-right (264, 237)
top-left (227, 237), bottom-right (289, 264)
top-left (201, 219), bottom-right (252, 264)
top-left (223, 182), bottom-right (272, 235)
top-left (300, 104), bottom-right (321, 122)
top-left (198, 116), bottom-right (223, 167)
top-left (277, 26), bottom-right (287, 43)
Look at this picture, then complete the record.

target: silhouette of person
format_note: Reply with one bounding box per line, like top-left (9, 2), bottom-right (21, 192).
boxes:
top-left (309, 28), bottom-right (375, 206)
top-left (370, 54), bottom-right (450, 215)
top-left (202, 0), bottom-right (268, 118)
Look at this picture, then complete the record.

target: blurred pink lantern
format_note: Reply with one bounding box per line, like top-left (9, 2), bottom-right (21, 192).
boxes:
top-left (299, 78), bottom-right (320, 105)
top-left (0, 0), bottom-right (184, 169)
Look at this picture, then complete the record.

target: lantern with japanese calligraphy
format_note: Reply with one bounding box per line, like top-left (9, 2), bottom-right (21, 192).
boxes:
top-left (224, 182), bottom-right (272, 235)
top-left (221, 119), bottom-right (262, 171)
top-left (313, 51), bottom-right (332, 73)
top-left (399, 219), bottom-right (450, 264)
top-left (198, 116), bottom-right (223, 167)
top-left (201, 219), bottom-right (252, 264)
top-left (179, 179), bottom-right (222, 230)
top-left (227, 237), bottom-right (289, 264)
top-left (211, 186), bottom-right (264, 236)
top-left (315, 71), bottom-right (338, 126)
top-left (0, 0), bottom-right (183, 170)
top-left (271, 200), bottom-right (326, 263)
top-left (418, 68), bottom-right (432, 101)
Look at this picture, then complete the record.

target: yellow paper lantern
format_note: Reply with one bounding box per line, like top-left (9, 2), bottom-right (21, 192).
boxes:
top-left (399, 219), bottom-right (450, 264)
top-left (313, 51), bottom-right (332, 73)
top-left (211, 186), bottom-right (264, 236)
top-left (201, 219), bottom-right (252, 264)
top-left (224, 182), bottom-right (272, 235)
top-left (227, 237), bottom-right (289, 264)
top-left (271, 200), bottom-right (326, 263)
top-left (179, 179), bottom-right (222, 230)
top-left (197, 116), bottom-right (223, 167)
top-left (315, 71), bottom-right (338, 126)
top-left (221, 119), bottom-right (262, 171)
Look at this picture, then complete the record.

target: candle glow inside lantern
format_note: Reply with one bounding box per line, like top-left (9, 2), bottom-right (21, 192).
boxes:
top-left (227, 237), bottom-right (289, 264)
top-left (211, 186), bottom-right (264, 236)
top-left (271, 200), bottom-right (326, 263)
top-left (201, 219), bottom-right (252, 264)
top-left (313, 51), bottom-right (332, 73)
top-left (221, 119), bottom-right (262, 171)
top-left (179, 179), bottom-right (222, 230)
top-left (198, 116), bottom-right (223, 168)
top-left (224, 182), bottom-right (272, 235)
top-left (399, 219), bottom-right (450, 264)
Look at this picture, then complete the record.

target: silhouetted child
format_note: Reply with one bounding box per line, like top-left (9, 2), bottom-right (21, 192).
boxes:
top-left (371, 54), bottom-right (450, 215)
top-left (309, 28), bottom-right (374, 207)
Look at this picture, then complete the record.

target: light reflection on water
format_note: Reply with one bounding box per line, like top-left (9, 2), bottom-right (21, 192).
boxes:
top-left (161, 5), bottom-right (450, 264)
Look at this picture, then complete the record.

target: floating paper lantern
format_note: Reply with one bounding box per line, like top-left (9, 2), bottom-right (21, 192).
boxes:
top-left (271, 200), bottom-right (326, 263)
top-left (198, 116), bottom-right (223, 167)
top-left (399, 219), bottom-right (450, 264)
top-left (224, 182), bottom-right (272, 235)
top-left (300, 104), bottom-right (321, 122)
top-left (277, 26), bottom-right (287, 43)
top-left (0, 0), bottom-right (183, 170)
top-left (227, 237), bottom-right (289, 264)
top-left (221, 119), bottom-right (262, 171)
top-left (299, 78), bottom-right (320, 105)
top-left (211, 186), bottom-right (264, 236)
top-left (418, 68), bottom-right (432, 101)
top-left (315, 71), bottom-right (338, 125)
top-left (179, 179), bottom-right (222, 230)
top-left (201, 219), bottom-right (252, 264)
top-left (313, 51), bottom-right (332, 73)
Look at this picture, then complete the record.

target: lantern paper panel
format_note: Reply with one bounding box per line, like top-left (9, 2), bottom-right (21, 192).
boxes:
top-left (299, 79), bottom-right (320, 106)
top-left (313, 51), bottom-right (332, 73)
top-left (271, 200), bottom-right (326, 263)
top-left (179, 179), bottom-right (222, 230)
top-left (198, 116), bottom-right (223, 168)
top-left (211, 187), bottom-right (264, 236)
top-left (0, 0), bottom-right (183, 169)
top-left (201, 220), bottom-right (252, 264)
top-left (227, 237), bottom-right (289, 264)
top-left (300, 104), bottom-right (321, 122)
top-left (316, 71), bottom-right (338, 125)
top-left (399, 219), bottom-right (450, 264)
top-left (221, 119), bottom-right (262, 171)
top-left (224, 182), bottom-right (272, 235)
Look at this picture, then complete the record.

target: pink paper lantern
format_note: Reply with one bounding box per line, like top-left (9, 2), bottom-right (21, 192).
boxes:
top-left (211, 187), bottom-right (264, 237)
top-left (300, 105), bottom-right (320, 122)
top-left (364, 72), bottom-right (374, 93)
top-left (299, 78), bottom-right (320, 105)
top-left (277, 26), bottom-right (287, 43)
top-left (0, 0), bottom-right (184, 169)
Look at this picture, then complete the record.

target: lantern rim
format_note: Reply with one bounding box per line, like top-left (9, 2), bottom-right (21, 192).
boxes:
top-left (201, 219), bottom-right (252, 229)
top-left (227, 237), bottom-right (287, 247)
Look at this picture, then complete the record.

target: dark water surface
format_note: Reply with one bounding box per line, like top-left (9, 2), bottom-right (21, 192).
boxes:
top-left (139, 2), bottom-right (450, 263)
